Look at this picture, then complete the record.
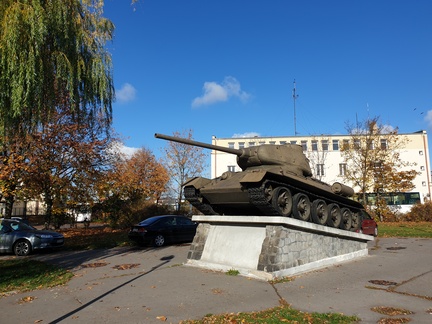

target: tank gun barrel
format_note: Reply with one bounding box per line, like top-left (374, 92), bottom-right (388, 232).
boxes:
top-left (154, 133), bottom-right (243, 156)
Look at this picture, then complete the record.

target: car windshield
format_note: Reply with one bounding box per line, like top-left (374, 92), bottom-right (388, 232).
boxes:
top-left (3, 221), bottom-right (35, 231)
top-left (138, 216), bottom-right (163, 226)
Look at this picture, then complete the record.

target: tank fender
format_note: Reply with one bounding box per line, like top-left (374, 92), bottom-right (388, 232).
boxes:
top-left (331, 182), bottom-right (354, 197)
top-left (239, 169), bottom-right (267, 183)
top-left (183, 177), bottom-right (212, 189)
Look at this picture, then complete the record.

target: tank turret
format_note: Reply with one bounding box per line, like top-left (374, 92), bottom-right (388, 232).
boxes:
top-left (155, 133), bottom-right (312, 177)
top-left (155, 133), bottom-right (364, 232)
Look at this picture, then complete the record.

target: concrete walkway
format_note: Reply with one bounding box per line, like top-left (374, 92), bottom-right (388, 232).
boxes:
top-left (1, 237), bottom-right (431, 323)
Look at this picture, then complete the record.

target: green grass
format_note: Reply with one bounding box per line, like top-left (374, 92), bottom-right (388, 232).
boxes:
top-left (180, 304), bottom-right (359, 323)
top-left (0, 259), bottom-right (73, 295)
top-left (378, 221), bottom-right (432, 238)
top-left (226, 269), bottom-right (240, 276)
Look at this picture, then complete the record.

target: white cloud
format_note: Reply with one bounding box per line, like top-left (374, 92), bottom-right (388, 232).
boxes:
top-left (425, 110), bottom-right (432, 128)
top-left (232, 132), bottom-right (261, 138)
top-left (192, 76), bottom-right (250, 107)
top-left (116, 83), bottom-right (136, 103)
top-left (109, 141), bottom-right (139, 159)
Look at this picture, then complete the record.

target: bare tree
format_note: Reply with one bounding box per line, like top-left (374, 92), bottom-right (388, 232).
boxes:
top-left (306, 136), bottom-right (330, 181)
top-left (161, 130), bottom-right (206, 212)
top-left (341, 116), bottom-right (419, 214)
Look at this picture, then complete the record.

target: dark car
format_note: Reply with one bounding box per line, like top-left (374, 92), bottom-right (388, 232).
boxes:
top-left (356, 210), bottom-right (378, 236)
top-left (128, 215), bottom-right (197, 247)
top-left (0, 219), bottom-right (64, 256)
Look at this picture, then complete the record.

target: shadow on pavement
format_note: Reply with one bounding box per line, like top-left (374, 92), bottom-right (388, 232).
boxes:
top-left (29, 245), bottom-right (174, 270)
top-left (48, 255), bottom-right (175, 324)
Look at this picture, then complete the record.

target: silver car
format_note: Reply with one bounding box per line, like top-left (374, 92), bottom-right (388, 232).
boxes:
top-left (0, 219), bottom-right (64, 256)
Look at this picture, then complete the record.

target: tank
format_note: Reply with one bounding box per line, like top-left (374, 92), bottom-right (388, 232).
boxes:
top-left (155, 133), bottom-right (364, 231)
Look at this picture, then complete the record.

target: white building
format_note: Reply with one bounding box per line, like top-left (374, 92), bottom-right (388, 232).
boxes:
top-left (210, 130), bottom-right (431, 202)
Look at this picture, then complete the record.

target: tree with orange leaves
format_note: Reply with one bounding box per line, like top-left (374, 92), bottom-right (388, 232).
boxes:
top-left (98, 148), bottom-right (169, 227)
top-left (21, 107), bottom-right (116, 227)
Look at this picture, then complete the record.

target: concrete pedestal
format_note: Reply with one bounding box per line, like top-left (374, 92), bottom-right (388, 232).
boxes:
top-left (186, 215), bottom-right (374, 280)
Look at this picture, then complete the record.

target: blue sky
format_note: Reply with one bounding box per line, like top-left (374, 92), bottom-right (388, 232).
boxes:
top-left (104, 0), bottom-right (432, 158)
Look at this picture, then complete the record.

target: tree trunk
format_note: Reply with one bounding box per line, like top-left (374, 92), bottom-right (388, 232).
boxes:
top-left (176, 187), bottom-right (183, 214)
top-left (4, 195), bottom-right (15, 218)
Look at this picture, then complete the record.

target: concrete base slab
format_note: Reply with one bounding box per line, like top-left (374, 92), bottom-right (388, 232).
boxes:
top-left (186, 215), bottom-right (374, 280)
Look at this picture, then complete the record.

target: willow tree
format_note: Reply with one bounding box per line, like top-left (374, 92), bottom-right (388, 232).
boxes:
top-left (0, 0), bottom-right (114, 217)
top-left (0, 0), bottom-right (114, 135)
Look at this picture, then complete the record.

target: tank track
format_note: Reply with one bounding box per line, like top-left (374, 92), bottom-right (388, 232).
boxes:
top-left (184, 187), bottom-right (218, 215)
top-left (185, 181), bottom-right (361, 231)
top-left (247, 179), bottom-right (362, 231)
top-left (248, 179), bottom-right (360, 213)
top-left (247, 185), bottom-right (280, 216)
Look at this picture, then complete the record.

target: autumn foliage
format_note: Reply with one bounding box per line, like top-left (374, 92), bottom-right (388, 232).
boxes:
top-left (404, 201), bottom-right (432, 222)
top-left (96, 148), bottom-right (169, 228)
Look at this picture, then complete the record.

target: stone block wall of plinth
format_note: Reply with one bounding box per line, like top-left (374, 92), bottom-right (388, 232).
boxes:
top-left (186, 215), bottom-right (374, 280)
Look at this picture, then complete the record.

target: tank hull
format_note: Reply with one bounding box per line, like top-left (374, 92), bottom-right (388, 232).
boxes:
top-left (183, 167), bottom-right (364, 231)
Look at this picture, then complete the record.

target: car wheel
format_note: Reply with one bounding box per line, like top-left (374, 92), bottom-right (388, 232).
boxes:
top-left (13, 240), bottom-right (32, 256)
top-left (153, 234), bottom-right (165, 247)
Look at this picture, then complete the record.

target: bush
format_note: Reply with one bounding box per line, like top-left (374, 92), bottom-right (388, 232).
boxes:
top-left (403, 201), bottom-right (432, 222)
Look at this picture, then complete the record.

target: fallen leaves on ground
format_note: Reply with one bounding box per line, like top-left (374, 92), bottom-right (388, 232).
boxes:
top-left (368, 280), bottom-right (398, 286)
top-left (19, 296), bottom-right (36, 304)
top-left (372, 306), bottom-right (414, 316)
top-left (377, 318), bottom-right (412, 323)
top-left (81, 261), bottom-right (109, 268)
top-left (112, 264), bottom-right (140, 270)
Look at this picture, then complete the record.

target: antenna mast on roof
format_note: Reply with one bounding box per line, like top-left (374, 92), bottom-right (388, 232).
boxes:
top-left (292, 79), bottom-right (299, 135)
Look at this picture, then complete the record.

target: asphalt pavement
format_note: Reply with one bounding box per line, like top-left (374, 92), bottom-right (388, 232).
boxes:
top-left (1, 237), bottom-right (431, 323)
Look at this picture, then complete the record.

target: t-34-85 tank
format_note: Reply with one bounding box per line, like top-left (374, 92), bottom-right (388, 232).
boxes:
top-left (155, 133), bottom-right (364, 231)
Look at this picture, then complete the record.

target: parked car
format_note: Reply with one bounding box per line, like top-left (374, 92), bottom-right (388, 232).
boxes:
top-left (128, 215), bottom-right (198, 247)
top-left (0, 218), bottom-right (64, 256)
top-left (356, 210), bottom-right (378, 236)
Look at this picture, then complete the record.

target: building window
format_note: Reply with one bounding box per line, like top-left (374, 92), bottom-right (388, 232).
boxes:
top-left (312, 140), bottom-right (318, 151)
top-left (339, 163), bottom-right (347, 176)
top-left (380, 139), bottom-right (387, 150)
top-left (332, 139), bottom-right (339, 151)
top-left (239, 142), bottom-right (245, 149)
top-left (249, 142), bottom-right (255, 147)
top-left (421, 166), bottom-right (425, 171)
top-left (354, 139), bottom-right (361, 149)
top-left (259, 141), bottom-right (266, 145)
top-left (290, 140), bottom-right (297, 145)
top-left (269, 141), bottom-right (276, 145)
top-left (322, 140), bottom-right (329, 151)
top-left (301, 140), bottom-right (307, 151)
top-left (228, 142), bottom-right (235, 149)
top-left (342, 139), bottom-right (349, 149)
top-left (419, 150), bottom-right (424, 155)
top-left (316, 164), bottom-right (325, 176)
top-left (228, 165), bottom-right (236, 172)
top-left (280, 141), bottom-right (287, 145)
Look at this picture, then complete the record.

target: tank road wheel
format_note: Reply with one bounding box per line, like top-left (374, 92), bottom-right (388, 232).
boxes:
top-left (292, 193), bottom-right (311, 221)
top-left (351, 212), bottom-right (361, 231)
top-left (264, 183), bottom-right (273, 202)
top-left (271, 187), bottom-right (293, 217)
top-left (327, 203), bottom-right (342, 228)
top-left (311, 199), bottom-right (328, 225)
top-left (340, 208), bottom-right (353, 230)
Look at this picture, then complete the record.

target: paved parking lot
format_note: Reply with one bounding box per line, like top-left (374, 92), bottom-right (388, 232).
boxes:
top-left (1, 237), bottom-right (431, 323)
